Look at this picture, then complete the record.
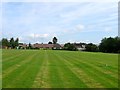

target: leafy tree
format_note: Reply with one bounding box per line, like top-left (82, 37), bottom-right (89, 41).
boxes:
top-left (28, 43), bottom-right (32, 49)
top-left (99, 37), bottom-right (120, 53)
top-left (1, 37), bottom-right (19, 49)
top-left (114, 37), bottom-right (120, 53)
top-left (48, 41), bottom-right (52, 44)
top-left (64, 43), bottom-right (78, 51)
top-left (2, 38), bottom-right (9, 47)
top-left (53, 37), bottom-right (57, 44)
top-left (85, 43), bottom-right (98, 52)
top-left (10, 37), bottom-right (15, 49)
top-left (0, 40), bottom-right (1, 48)
top-left (15, 38), bottom-right (19, 47)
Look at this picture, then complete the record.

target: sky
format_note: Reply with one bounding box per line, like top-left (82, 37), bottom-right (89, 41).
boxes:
top-left (1, 1), bottom-right (118, 44)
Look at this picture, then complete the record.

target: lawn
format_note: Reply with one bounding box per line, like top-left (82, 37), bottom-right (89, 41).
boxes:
top-left (2, 49), bottom-right (118, 88)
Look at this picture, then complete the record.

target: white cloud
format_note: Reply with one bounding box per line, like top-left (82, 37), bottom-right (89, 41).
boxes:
top-left (66, 39), bottom-right (91, 44)
top-left (60, 2), bottom-right (117, 24)
top-left (76, 24), bottom-right (85, 31)
top-left (18, 33), bottom-right (50, 43)
top-left (2, 2), bottom-right (118, 44)
top-left (29, 33), bottom-right (49, 38)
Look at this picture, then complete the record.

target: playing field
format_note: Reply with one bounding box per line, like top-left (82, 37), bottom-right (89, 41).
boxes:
top-left (2, 50), bottom-right (118, 88)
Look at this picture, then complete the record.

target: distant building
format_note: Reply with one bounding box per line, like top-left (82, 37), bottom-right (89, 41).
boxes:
top-left (18, 43), bottom-right (63, 50)
top-left (53, 44), bottom-right (62, 49)
top-left (18, 43), bottom-right (28, 49)
top-left (60, 44), bottom-right (64, 48)
top-left (73, 43), bottom-right (86, 51)
top-left (33, 43), bottom-right (54, 49)
top-left (33, 43), bottom-right (62, 50)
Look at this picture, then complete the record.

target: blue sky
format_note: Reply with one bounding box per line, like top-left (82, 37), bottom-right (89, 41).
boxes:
top-left (1, 2), bottom-right (118, 44)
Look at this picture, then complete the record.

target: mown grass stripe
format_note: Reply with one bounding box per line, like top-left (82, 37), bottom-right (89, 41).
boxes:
top-left (3, 51), bottom-right (35, 70)
top-left (32, 50), bottom-right (50, 88)
top-left (60, 52), bottom-right (118, 88)
top-left (55, 52), bottom-right (104, 88)
top-left (2, 52), bottom-right (24, 62)
top-left (78, 51), bottom-right (118, 69)
top-left (70, 53), bottom-right (118, 83)
top-left (61, 51), bottom-right (118, 79)
top-left (2, 51), bottom-right (34, 78)
top-left (51, 51), bottom-right (87, 88)
top-left (2, 50), bottom-right (23, 60)
top-left (75, 52), bottom-right (118, 74)
top-left (2, 50), bottom-right (118, 88)
top-left (48, 51), bottom-right (65, 88)
top-left (9, 51), bottom-right (44, 88)
top-left (3, 52), bottom-right (38, 88)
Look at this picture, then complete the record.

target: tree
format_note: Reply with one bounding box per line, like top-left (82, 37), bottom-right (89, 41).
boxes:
top-left (99, 37), bottom-right (120, 53)
top-left (15, 38), bottom-right (19, 47)
top-left (10, 37), bottom-right (15, 49)
top-left (1, 37), bottom-right (19, 49)
top-left (28, 43), bottom-right (32, 49)
top-left (53, 37), bottom-right (57, 44)
top-left (114, 37), bottom-right (120, 53)
top-left (48, 41), bottom-right (52, 44)
top-left (0, 40), bottom-right (1, 48)
top-left (64, 43), bottom-right (78, 51)
top-left (85, 43), bottom-right (98, 52)
top-left (2, 38), bottom-right (9, 47)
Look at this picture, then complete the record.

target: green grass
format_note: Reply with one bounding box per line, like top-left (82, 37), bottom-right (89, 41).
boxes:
top-left (2, 49), bottom-right (118, 88)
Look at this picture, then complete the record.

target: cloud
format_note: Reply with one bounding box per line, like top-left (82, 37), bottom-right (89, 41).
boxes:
top-left (59, 2), bottom-right (117, 24)
top-left (19, 33), bottom-right (59, 43)
top-left (2, 2), bottom-right (118, 44)
top-left (18, 33), bottom-right (50, 43)
top-left (66, 39), bottom-right (91, 44)
top-left (76, 24), bottom-right (85, 31)
top-left (29, 33), bottom-right (49, 38)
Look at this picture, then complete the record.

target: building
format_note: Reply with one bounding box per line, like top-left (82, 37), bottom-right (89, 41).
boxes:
top-left (73, 43), bottom-right (86, 51)
top-left (33, 43), bottom-right (54, 49)
top-left (18, 43), bottom-right (63, 50)
top-left (18, 43), bottom-right (28, 49)
top-left (53, 44), bottom-right (62, 49)
top-left (33, 43), bottom-right (62, 49)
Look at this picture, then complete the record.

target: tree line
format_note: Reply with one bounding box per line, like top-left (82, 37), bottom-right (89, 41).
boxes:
top-left (0, 36), bottom-right (120, 53)
top-left (0, 37), bottom-right (19, 49)
top-left (0, 37), bottom-right (58, 49)
top-left (64, 36), bottom-right (120, 53)
top-left (99, 37), bottom-right (120, 53)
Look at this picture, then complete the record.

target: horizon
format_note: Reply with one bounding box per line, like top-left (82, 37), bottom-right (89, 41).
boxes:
top-left (1, 2), bottom-right (118, 44)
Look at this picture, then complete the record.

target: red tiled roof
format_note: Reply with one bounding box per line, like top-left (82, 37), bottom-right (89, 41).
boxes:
top-left (33, 44), bottom-right (54, 48)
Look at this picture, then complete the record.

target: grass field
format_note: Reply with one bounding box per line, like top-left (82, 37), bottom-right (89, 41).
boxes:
top-left (2, 49), bottom-right (118, 88)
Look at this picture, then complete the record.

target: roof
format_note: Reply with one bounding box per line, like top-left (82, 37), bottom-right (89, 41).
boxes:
top-left (73, 43), bottom-right (86, 48)
top-left (53, 44), bottom-right (61, 48)
top-left (60, 44), bottom-right (64, 47)
top-left (19, 43), bottom-right (63, 49)
top-left (33, 43), bottom-right (54, 48)
top-left (19, 44), bottom-right (27, 48)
